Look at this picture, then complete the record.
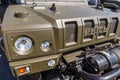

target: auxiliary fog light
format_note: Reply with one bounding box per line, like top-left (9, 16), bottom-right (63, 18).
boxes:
top-left (48, 60), bottom-right (56, 67)
top-left (41, 41), bottom-right (51, 52)
top-left (18, 66), bottom-right (30, 74)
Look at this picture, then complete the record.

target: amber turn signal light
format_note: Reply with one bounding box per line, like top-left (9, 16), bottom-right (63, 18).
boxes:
top-left (18, 67), bottom-right (26, 73)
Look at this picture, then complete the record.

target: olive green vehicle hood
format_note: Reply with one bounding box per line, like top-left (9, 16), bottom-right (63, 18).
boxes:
top-left (2, 4), bottom-right (119, 31)
top-left (34, 5), bottom-right (118, 19)
top-left (1, 5), bottom-right (52, 31)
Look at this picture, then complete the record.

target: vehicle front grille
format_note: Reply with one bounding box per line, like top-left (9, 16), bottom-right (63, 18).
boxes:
top-left (65, 21), bottom-right (78, 44)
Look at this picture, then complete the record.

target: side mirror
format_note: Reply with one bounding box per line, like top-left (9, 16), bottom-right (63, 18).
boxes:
top-left (103, 1), bottom-right (120, 12)
top-left (103, 2), bottom-right (119, 9)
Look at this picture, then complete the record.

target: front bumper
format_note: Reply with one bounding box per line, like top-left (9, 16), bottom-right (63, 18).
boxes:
top-left (9, 54), bottom-right (61, 77)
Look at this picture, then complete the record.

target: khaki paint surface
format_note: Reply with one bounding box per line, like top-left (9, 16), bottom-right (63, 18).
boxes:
top-left (1, 4), bottom-right (120, 76)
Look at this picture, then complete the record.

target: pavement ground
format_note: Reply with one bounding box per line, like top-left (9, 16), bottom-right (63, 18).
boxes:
top-left (0, 48), bottom-right (15, 80)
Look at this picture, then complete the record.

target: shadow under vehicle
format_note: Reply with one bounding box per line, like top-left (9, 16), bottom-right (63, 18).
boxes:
top-left (2, 0), bottom-right (120, 80)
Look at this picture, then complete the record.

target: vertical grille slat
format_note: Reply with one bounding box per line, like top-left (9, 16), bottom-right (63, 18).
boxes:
top-left (84, 20), bottom-right (94, 40)
top-left (111, 18), bottom-right (118, 34)
top-left (99, 19), bottom-right (108, 37)
top-left (65, 21), bottom-right (78, 44)
top-left (100, 19), bottom-right (108, 27)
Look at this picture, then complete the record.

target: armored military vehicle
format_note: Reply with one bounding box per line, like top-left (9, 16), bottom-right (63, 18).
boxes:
top-left (1, 0), bottom-right (120, 80)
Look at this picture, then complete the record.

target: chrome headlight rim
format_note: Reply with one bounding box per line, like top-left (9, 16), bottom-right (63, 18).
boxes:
top-left (14, 36), bottom-right (33, 55)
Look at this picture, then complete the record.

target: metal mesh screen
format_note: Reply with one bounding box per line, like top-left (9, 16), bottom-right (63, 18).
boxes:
top-left (84, 20), bottom-right (94, 28)
top-left (84, 20), bottom-right (94, 39)
top-left (99, 19), bottom-right (108, 36)
top-left (65, 21), bottom-right (78, 43)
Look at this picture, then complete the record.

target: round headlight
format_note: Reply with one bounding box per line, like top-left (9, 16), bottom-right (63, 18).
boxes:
top-left (41, 41), bottom-right (50, 52)
top-left (15, 37), bottom-right (32, 55)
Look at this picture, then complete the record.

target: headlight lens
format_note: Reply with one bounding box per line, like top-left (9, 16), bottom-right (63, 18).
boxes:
top-left (15, 37), bottom-right (32, 55)
top-left (41, 41), bottom-right (50, 52)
